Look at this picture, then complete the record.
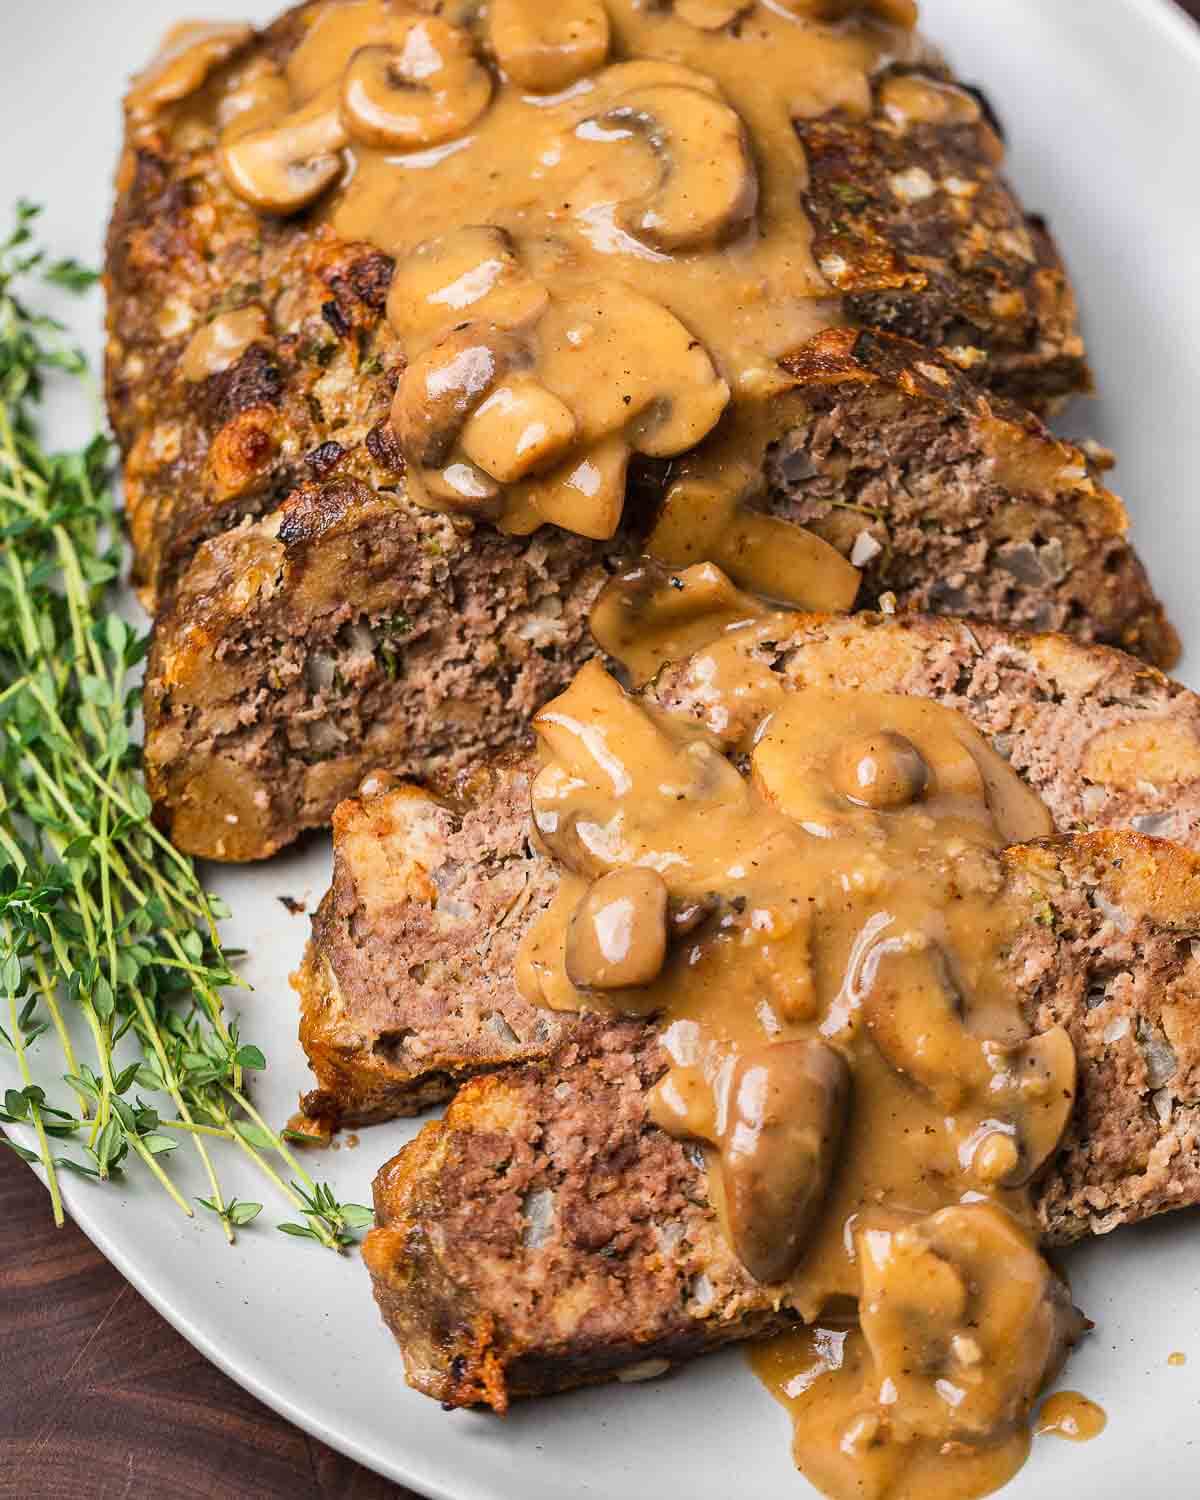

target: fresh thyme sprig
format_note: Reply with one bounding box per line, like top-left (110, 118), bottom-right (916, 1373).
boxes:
top-left (0, 202), bottom-right (370, 1249)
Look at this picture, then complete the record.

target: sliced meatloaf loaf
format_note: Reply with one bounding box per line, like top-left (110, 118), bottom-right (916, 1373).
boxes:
top-left (146, 333), bottom-right (1172, 862)
top-left (111, 7), bottom-right (1165, 863)
top-left (293, 613), bottom-right (1200, 1128)
top-left (362, 831), bottom-right (1200, 1410)
top-left (762, 331), bottom-right (1175, 664)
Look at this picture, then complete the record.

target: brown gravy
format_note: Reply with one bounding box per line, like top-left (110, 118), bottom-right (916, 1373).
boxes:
top-left (190, 0), bottom-right (946, 605)
top-left (1034, 1391), bottom-right (1107, 1443)
top-left (518, 562), bottom-right (1086, 1499)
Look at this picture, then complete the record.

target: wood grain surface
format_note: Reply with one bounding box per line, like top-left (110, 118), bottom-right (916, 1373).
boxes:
top-left (3, 4), bottom-right (1199, 1496)
top-left (0, 1150), bottom-right (418, 1500)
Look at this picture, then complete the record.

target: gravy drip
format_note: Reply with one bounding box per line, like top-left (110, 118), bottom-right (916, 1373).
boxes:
top-left (204, 0), bottom-right (935, 604)
top-left (1034, 1391), bottom-right (1107, 1443)
top-left (518, 562), bottom-right (1085, 1499)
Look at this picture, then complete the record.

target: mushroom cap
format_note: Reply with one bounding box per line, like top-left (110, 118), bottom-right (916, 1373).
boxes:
top-left (487, 0), bottom-right (610, 93)
top-left (219, 87), bottom-right (348, 215)
top-left (340, 22), bottom-right (493, 150)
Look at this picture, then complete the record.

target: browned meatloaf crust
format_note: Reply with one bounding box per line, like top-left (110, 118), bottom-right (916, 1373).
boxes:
top-left (796, 99), bottom-right (1088, 407)
top-left (293, 613), bottom-right (1200, 1129)
top-left (109, 8), bottom-right (1166, 863)
top-left (363, 830), bottom-right (1200, 1411)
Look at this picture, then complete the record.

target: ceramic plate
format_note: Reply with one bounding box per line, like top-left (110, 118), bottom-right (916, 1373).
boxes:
top-left (3, 3), bottom-right (1200, 1496)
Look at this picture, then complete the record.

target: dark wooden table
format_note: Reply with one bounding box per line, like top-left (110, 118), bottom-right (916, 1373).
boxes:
top-left (4, 4), bottom-right (1199, 1495)
top-left (0, 1152), bottom-right (416, 1500)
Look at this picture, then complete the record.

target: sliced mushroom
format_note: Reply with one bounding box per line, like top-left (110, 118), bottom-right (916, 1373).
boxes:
top-left (219, 84), bottom-right (348, 214)
top-left (674, 0), bottom-right (754, 31)
top-left (389, 322), bottom-right (526, 468)
top-left (863, 938), bottom-right (1076, 1188)
top-left (487, 0), bottom-right (610, 93)
top-left (978, 1025), bottom-right (1076, 1186)
top-left (216, 68), bottom-right (292, 132)
top-left (340, 20), bottom-right (493, 150)
top-left (565, 867), bottom-right (670, 990)
top-left (832, 731), bottom-right (929, 811)
top-left (860, 939), bottom-right (972, 1109)
top-left (719, 1039), bottom-right (850, 1283)
top-left (459, 376), bottom-right (578, 483)
top-left (537, 282), bottom-right (729, 455)
top-left (532, 659), bottom-right (682, 809)
top-left (857, 1204), bottom-right (1082, 1447)
top-left (386, 226), bottom-right (549, 349)
top-left (751, 694), bottom-right (982, 837)
top-left (648, 485), bottom-right (863, 615)
top-left (590, 560), bottom-right (769, 689)
top-left (879, 74), bottom-right (983, 129)
top-left (517, 434), bottom-right (629, 540)
top-left (126, 21), bottom-right (253, 118)
top-left (750, 690), bottom-right (1052, 841)
top-left (473, 282), bottom-right (729, 539)
top-left (408, 459), bottom-right (501, 518)
top-left (586, 83), bottom-right (758, 251)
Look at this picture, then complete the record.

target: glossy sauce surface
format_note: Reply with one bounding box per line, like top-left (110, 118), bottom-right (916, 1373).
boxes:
top-left (519, 563), bottom-right (1086, 1499)
top-left (1034, 1391), bottom-right (1107, 1443)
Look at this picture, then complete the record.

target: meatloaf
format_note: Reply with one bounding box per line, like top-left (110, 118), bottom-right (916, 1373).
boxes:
top-left (362, 830), bottom-right (1200, 1410)
top-left (144, 327), bottom-right (1172, 862)
top-left (293, 612), bottom-right (1200, 1129)
top-left (109, 6), bottom-right (1172, 863)
top-left (107, 11), bottom-right (1087, 606)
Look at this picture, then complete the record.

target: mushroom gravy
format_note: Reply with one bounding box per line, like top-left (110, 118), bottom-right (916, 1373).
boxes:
top-left (127, 7), bottom-right (1102, 1494)
top-left (158, 0), bottom-right (950, 605)
top-left (517, 561), bottom-right (1088, 1498)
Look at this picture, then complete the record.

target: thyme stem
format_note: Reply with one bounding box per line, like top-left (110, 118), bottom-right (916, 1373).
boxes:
top-left (0, 202), bottom-right (367, 1251)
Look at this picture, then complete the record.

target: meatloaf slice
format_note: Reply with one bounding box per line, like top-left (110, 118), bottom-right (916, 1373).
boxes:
top-left (362, 831), bottom-right (1200, 1412)
top-left (760, 330), bottom-right (1175, 666)
top-left (293, 613), bottom-right (1200, 1128)
top-left (142, 478), bottom-right (616, 861)
top-left (107, 14), bottom-right (1090, 610)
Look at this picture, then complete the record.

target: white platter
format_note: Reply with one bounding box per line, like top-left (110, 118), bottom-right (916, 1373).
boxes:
top-left (3, 2), bottom-right (1200, 1496)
